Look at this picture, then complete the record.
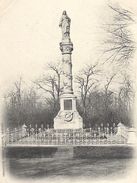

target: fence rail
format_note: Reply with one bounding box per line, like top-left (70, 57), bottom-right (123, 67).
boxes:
top-left (3, 122), bottom-right (129, 146)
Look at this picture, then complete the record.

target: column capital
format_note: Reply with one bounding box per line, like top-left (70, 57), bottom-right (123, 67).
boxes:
top-left (60, 42), bottom-right (73, 54)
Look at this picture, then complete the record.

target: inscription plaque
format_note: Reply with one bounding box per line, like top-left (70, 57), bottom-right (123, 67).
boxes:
top-left (64, 99), bottom-right (72, 110)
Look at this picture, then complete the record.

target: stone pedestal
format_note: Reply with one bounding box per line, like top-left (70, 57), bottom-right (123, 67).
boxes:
top-left (54, 94), bottom-right (83, 129)
top-left (116, 122), bottom-right (128, 138)
top-left (127, 128), bottom-right (137, 144)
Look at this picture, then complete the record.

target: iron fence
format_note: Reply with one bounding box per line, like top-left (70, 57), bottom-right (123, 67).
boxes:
top-left (4, 123), bottom-right (128, 146)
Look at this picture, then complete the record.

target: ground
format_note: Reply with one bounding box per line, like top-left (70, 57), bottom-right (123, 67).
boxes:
top-left (6, 157), bottom-right (134, 180)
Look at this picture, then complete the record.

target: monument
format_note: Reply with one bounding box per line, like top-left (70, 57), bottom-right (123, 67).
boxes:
top-left (54, 11), bottom-right (83, 129)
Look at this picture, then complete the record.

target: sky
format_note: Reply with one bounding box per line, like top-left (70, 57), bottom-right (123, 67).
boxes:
top-left (0, 0), bottom-right (137, 95)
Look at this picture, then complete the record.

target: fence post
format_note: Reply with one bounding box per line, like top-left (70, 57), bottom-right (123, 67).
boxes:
top-left (127, 127), bottom-right (137, 144)
top-left (6, 128), bottom-right (9, 144)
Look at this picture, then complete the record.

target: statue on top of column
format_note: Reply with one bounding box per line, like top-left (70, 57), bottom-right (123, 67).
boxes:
top-left (59, 11), bottom-right (71, 41)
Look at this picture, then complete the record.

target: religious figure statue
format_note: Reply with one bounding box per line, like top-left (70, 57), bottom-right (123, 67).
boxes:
top-left (59, 11), bottom-right (71, 41)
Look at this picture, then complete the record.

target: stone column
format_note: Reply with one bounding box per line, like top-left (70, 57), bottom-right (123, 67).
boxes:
top-left (54, 11), bottom-right (83, 130)
top-left (60, 41), bottom-right (73, 94)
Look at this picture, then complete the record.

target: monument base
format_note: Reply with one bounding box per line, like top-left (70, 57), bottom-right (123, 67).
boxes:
top-left (54, 110), bottom-right (83, 129)
top-left (54, 93), bottom-right (83, 129)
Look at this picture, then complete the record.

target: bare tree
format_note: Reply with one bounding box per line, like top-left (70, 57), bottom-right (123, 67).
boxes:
top-left (47, 62), bottom-right (61, 99)
top-left (75, 64), bottom-right (99, 125)
top-left (118, 73), bottom-right (134, 113)
top-left (104, 73), bottom-right (117, 104)
top-left (34, 62), bottom-right (61, 117)
top-left (34, 76), bottom-right (58, 115)
top-left (5, 77), bottom-right (23, 107)
top-left (4, 79), bottom-right (47, 128)
top-left (103, 4), bottom-right (135, 65)
top-left (103, 73), bottom-right (117, 123)
top-left (4, 77), bottom-right (26, 128)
